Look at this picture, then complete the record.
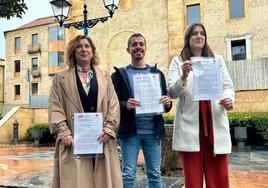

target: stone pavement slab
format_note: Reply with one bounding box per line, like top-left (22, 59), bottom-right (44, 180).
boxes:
top-left (0, 147), bottom-right (267, 188)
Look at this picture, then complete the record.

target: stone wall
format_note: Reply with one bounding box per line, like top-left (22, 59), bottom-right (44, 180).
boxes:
top-left (167, 0), bottom-right (268, 62)
top-left (0, 107), bottom-right (48, 144)
top-left (234, 90), bottom-right (268, 112)
top-left (69, 0), bottom-right (170, 74)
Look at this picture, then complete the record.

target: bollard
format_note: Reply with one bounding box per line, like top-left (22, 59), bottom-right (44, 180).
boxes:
top-left (12, 120), bottom-right (19, 145)
top-left (234, 126), bottom-right (247, 151)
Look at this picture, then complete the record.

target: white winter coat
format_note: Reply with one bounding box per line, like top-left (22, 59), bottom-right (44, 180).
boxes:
top-left (168, 55), bottom-right (235, 154)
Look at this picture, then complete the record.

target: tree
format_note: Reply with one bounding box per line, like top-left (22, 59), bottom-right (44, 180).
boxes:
top-left (0, 0), bottom-right (28, 19)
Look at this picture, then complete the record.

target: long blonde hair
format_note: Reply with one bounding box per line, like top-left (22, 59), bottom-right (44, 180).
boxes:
top-left (66, 35), bottom-right (100, 67)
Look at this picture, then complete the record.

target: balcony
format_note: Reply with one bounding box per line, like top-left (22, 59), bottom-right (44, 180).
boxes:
top-left (27, 44), bottom-right (41, 54)
top-left (32, 68), bottom-right (41, 77)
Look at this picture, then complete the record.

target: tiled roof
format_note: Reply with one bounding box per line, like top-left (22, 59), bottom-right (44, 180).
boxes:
top-left (16, 16), bottom-right (57, 30)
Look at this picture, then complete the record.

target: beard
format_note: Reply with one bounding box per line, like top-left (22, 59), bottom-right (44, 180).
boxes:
top-left (133, 51), bottom-right (144, 60)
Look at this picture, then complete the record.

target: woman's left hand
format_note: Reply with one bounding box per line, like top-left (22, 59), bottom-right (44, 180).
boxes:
top-left (219, 97), bottom-right (233, 110)
top-left (160, 95), bottom-right (172, 108)
top-left (98, 131), bottom-right (111, 144)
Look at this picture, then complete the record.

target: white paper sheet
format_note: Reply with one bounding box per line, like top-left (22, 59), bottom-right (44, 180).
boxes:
top-left (133, 73), bottom-right (164, 115)
top-left (73, 113), bottom-right (103, 155)
top-left (191, 57), bottom-right (223, 100)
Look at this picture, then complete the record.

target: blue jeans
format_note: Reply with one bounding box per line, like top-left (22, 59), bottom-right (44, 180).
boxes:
top-left (119, 134), bottom-right (162, 188)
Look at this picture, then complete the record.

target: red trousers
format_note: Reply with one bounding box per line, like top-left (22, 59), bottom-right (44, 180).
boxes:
top-left (179, 127), bottom-right (229, 188)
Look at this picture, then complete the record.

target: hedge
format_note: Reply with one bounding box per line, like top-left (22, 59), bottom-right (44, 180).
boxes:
top-left (163, 112), bottom-right (268, 146)
top-left (25, 123), bottom-right (55, 145)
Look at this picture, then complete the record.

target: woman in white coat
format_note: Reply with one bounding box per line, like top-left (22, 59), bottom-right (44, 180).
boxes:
top-left (167, 23), bottom-right (235, 188)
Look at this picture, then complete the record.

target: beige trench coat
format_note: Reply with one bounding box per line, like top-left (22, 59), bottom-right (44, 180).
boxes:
top-left (48, 65), bottom-right (122, 188)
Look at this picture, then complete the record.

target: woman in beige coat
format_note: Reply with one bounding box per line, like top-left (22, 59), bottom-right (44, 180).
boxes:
top-left (48, 35), bottom-right (122, 188)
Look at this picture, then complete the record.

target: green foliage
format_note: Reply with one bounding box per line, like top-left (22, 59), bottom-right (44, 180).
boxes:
top-left (25, 123), bottom-right (55, 145)
top-left (25, 123), bottom-right (49, 140)
top-left (228, 112), bottom-right (268, 145)
top-left (163, 112), bottom-right (268, 145)
top-left (163, 115), bottom-right (175, 124)
top-left (0, 0), bottom-right (28, 19)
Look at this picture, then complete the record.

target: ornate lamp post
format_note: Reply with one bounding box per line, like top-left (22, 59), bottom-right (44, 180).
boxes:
top-left (50, 0), bottom-right (119, 36)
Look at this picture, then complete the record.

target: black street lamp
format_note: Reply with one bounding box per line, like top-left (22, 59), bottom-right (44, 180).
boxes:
top-left (50, 0), bottom-right (119, 36)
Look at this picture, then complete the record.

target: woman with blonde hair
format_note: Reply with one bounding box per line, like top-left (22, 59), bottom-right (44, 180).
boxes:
top-left (48, 35), bottom-right (122, 188)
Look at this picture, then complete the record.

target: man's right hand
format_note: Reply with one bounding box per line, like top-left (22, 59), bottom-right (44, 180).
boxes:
top-left (127, 98), bottom-right (141, 110)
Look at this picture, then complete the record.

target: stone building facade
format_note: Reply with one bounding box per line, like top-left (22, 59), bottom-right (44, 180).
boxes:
top-left (166, 0), bottom-right (268, 112)
top-left (3, 0), bottom-right (268, 114)
top-left (72, 0), bottom-right (268, 112)
top-left (4, 16), bottom-right (66, 113)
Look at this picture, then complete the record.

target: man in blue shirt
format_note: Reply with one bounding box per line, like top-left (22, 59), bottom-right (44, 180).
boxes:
top-left (111, 33), bottom-right (172, 188)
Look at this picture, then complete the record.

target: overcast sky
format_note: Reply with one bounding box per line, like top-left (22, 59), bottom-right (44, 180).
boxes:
top-left (0, 0), bottom-right (53, 58)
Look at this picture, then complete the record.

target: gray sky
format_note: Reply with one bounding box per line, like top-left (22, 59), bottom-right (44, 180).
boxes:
top-left (0, 0), bottom-right (53, 58)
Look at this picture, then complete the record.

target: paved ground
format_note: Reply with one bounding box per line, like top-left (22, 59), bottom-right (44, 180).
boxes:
top-left (0, 146), bottom-right (267, 188)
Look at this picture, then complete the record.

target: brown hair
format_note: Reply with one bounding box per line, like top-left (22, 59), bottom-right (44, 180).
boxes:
top-left (180, 23), bottom-right (214, 61)
top-left (127, 33), bottom-right (146, 48)
top-left (66, 35), bottom-right (100, 67)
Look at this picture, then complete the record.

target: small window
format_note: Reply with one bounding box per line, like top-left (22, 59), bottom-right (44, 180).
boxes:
top-left (187, 4), bottom-right (200, 25)
top-left (229, 0), bottom-right (244, 18)
top-left (15, 37), bottom-right (21, 53)
top-left (14, 85), bottom-right (21, 100)
top-left (231, 39), bottom-right (246, 61)
top-left (48, 52), bottom-right (64, 67)
top-left (32, 34), bottom-right (38, 47)
top-left (15, 37), bottom-right (21, 49)
top-left (32, 83), bottom-right (38, 95)
top-left (15, 60), bottom-right (20, 73)
top-left (48, 26), bottom-right (64, 41)
top-left (32, 57), bottom-right (38, 70)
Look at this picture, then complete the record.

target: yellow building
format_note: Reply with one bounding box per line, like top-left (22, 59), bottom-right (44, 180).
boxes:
top-left (4, 16), bottom-right (67, 113)
top-left (69, 0), bottom-right (268, 112)
top-left (3, 0), bottom-right (268, 113)
top-left (1, 0), bottom-right (268, 143)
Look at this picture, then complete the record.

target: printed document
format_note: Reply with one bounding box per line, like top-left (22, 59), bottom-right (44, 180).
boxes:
top-left (73, 113), bottom-right (103, 155)
top-left (191, 57), bottom-right (222, 100)
top-left (133, 73), bottom-right (164, 115)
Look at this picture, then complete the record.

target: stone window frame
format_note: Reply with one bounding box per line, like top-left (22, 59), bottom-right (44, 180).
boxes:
top-left (14, 60), bottom-right (20, 73)
top-left (14, 84), bottom-right (21, 100)
top-left (229, 0), bottom-right (244, 19)
top-left (226, 0), bottom-right (249, 20)
top-left (48, 52), bottom-right (64, 67)
top-left (31, 57), bottom-right (38, 70)
top-left (32, 33), bottom-right (39, 47)
top-left (14, 37), bottom-right (21, 54)
top-left (14, 60), bottom-right (21, 78)
top-left (183, 1), bottom-right (204, 26)
top-left (225, 34), bottom-right (252, 61)
top-left (186, 4), bottom-right (200, 25)
top-left (48, 26), bottom-right (64, 41)
top-left (32, 83), bottom-right (38, 96)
